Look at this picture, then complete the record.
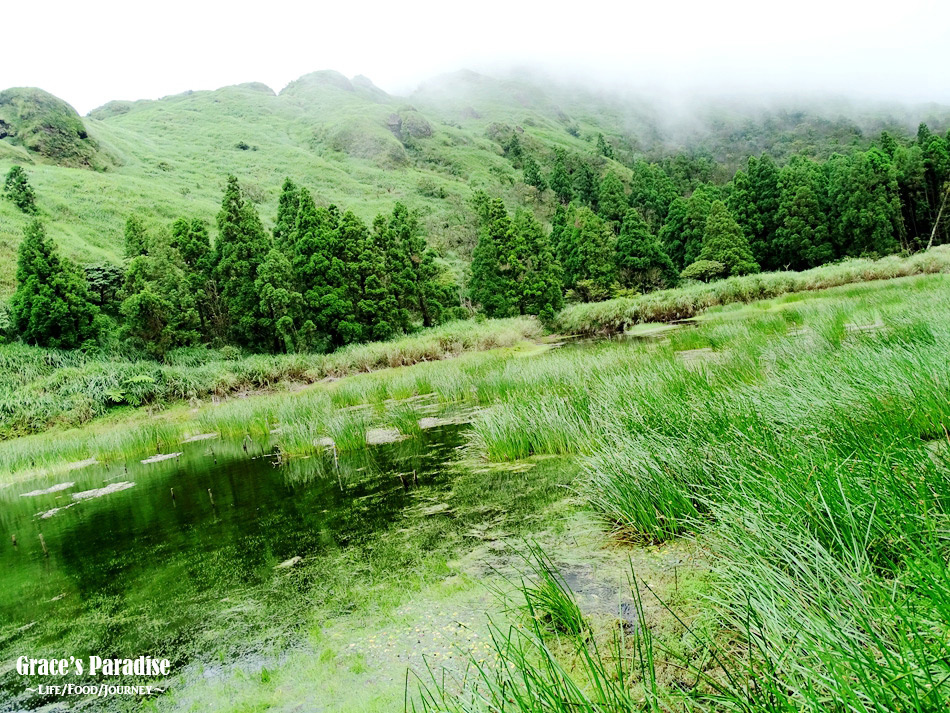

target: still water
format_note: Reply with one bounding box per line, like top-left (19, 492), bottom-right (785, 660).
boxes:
top-left (0, 425), bottom-right (467, 710)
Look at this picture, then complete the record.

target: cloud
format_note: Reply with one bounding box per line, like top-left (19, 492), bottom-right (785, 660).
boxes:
top-left (3, 0), bottom-right (948, 113)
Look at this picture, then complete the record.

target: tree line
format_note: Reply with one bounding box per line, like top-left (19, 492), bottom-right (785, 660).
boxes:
top-left (503, 122), bottom-right (950, 285)
top-left (4, 175), bottom-right (465, 355)
top-left (3, 120), bottom-right (949, 355)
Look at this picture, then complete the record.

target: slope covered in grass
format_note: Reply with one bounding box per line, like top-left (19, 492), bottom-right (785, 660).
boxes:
top-left (556, 245), bottom-right (950, 334)
top-left (2, 69), bottom-right (947, 298)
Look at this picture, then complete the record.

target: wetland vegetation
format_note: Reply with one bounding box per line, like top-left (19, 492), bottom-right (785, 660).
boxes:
top-left (3, 66), bottom-right (950, 712)
top-left (3, 271), bottom-right (950, 711)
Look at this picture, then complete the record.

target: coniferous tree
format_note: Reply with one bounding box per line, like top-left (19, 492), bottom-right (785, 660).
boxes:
top-left (596, 133), bottom-right (614, 159)
top-left (922, 134), bottom-right (950, 246)
top-left (290, 189), bottom-right (348, 351)
top-left (561, 205), bottom-right (616, 300)
top-left (124, 214), bottom-right (149, 258)
top-left (3, 166), bottom-right (38, 215)
top-left (747, 154), bottom-right (782, 268)
top-left (523, 154), bottom-right (546, 192)
top-left (550, 150), bottom-right (573, 204)
top-left (629, 160), bottom-right (678, 232)
top-left (512, 209), bottom-right (563, 321)
top-left (172, 218), bottom-right (212, 274)
top-left (697, 201), bottom-right (759, 276)
top-left (573, 161), bottom-right (597, 207)
top-left (338, 210), bottom-right (399, 343)
top-left (83, 263), bottom-right (124, 311)
top-left (775, 157), bottom-right (834, 269)
top-left (255, 248), bottom-right (304, 352)
top-left (171, 217), bottom-right (217, 337)
top-left (729, 157), bottom-right (782, 270)
top-left (375, 203), bottom-right (456, 329)
top-left (597, 172), bottom-right (627, 227)
top-left (828, 149), bottom-right (904, 257)
top-left (615, 210), bottom-right (678, 292)
top-left (660, 186), bottom-right (715, 270)
top-left (213, 175), bottom-right (272, 349)
top-left (120, 238), bottom-right (201, 357)
top-left (470, 198), bottom-right (521, 317)
top-left (10, 221), bottom-right (99, 348)
top-left (893, 143), bottom-right (931, 244)
top-left (273, 178), bottom-right (301, 249)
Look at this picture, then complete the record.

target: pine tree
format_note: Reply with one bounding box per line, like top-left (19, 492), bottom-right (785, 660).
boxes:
top-left (776, 157), bottom-right (835, 268)
top-left (550, 150), bottom-right (573, 204)
top-left (523, 154), bottom-right (546, 192)
top-left (10, 221), bottom-right (99, 348)
top-left (124, 214), bottom-right (149, 258)
top-left (120, 238), bottom-right (201, 357)
top-left (255, 248), bottom-right (304, 352)
top-left (512, 209), bottom-right (563, 321)
top-left (596, 133), bottom-right (614, 159)
top-left (213, 175), bottom-right (272, 349)
top-left (697, 201), bottom-right (759, 276)
top-left (597, 172), bottom-right (627, 227)
top-left (290, 189), bottom-right (348, 351)
top-left (615, 210), bottom-right (678, 292)
top-left (470, 198), bottom-right (520, 317)
top-left (273, 178), bottom-right (300, 249)
top-left (3, 166), bottom-right (38, 215)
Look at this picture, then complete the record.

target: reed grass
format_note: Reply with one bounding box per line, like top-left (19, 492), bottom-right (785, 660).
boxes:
top-left (415, 273), bottom-right (950, 710)
top-left (555, 246), bottom-right (950, 335)
top-left (0, 317), bottom-right (540, 439)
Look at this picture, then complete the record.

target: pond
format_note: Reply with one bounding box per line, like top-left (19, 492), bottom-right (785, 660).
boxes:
top-left (0, 423), bottom-right (470, 711)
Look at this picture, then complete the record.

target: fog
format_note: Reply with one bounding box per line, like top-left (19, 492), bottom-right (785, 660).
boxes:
top-left (3, 0), bottom-right (948, 115)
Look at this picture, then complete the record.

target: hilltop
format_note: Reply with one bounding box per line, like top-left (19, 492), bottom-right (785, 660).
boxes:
top-left (0, 69), bottom-right (948, 296)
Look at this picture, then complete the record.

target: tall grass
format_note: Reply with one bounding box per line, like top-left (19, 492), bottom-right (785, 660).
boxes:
top-left (413, 547), bottom-right (659, 713)
top-left (556, 247), bottom-right (950, 335)
top-left (0, 317), bottom-right (540, 439)
top-left (417, 276), bottom-right (950, 710)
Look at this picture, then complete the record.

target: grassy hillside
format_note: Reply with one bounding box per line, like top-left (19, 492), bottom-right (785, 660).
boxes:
top-left (0, 71), bottom-right (608, 294)
top-left (1, 69), bottom-right (948, 298)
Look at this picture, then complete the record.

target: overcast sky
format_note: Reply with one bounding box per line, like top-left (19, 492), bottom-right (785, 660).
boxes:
top-left (3, 0), bottom-right (949, 114)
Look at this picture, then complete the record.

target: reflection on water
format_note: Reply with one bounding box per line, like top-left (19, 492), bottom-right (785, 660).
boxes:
top-left (0, 425), bottom-right (466, 710)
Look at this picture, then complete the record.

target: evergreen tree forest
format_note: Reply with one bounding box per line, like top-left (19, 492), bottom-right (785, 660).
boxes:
top-left (4, 121), bottom-right (950, 358)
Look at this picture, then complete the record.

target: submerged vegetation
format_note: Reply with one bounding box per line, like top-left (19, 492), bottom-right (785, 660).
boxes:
top-left (3, 71), bottom-right (950, 712)
top-left (414, 273), bottom-right (950, 709)
top-left (3, 267), bottom-right (950, 710)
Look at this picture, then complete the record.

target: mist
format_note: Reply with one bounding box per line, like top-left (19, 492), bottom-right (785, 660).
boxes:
top-left (2, 0), bottom-right (948, 115)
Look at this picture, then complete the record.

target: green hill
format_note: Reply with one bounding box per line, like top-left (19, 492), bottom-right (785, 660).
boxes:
top-left (0, 69), bottom-right (947, 297)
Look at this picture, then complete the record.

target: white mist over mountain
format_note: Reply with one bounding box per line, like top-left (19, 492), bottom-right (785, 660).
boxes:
top-left (3, 0), bottom-right (949, 114)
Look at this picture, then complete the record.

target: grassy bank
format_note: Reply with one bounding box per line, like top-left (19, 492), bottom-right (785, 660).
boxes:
top-left (5, 269), bottom-right (948, 709)
top-left (0, 316), bottom-right (540, 440)
top-left (407, 272), bottom-right (950, 709)
top-left (556, 245), bottom-right (950, 335)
